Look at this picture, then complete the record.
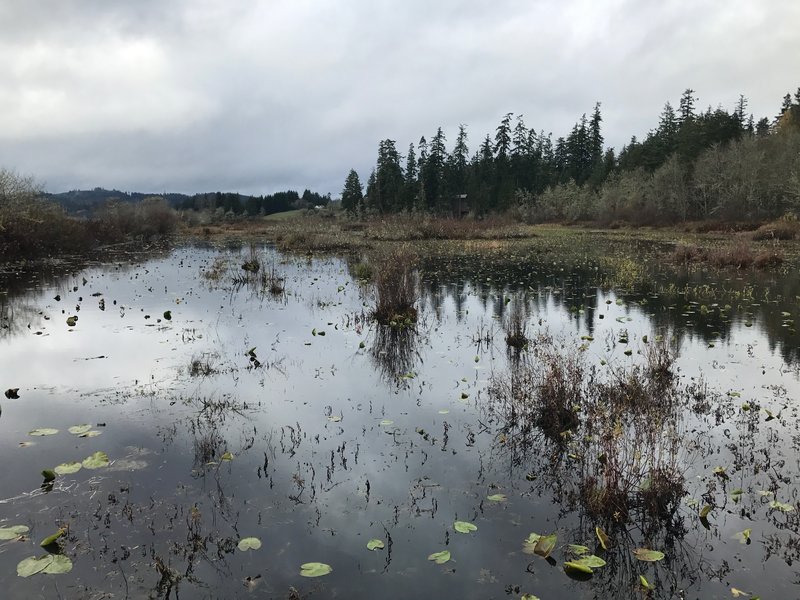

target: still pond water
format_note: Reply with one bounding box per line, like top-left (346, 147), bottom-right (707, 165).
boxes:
top-left (0, 241), bottom-right (799, 599)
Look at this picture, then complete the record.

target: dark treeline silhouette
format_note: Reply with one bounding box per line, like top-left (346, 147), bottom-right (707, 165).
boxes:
top-left (48, 187), bottom-right (331, 217)
top-left (343, 87), bottom-right (800, 224)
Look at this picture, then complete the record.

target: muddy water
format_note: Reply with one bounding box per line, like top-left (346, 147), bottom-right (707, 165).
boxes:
top-left (0, 243), bottom-right (798, 599)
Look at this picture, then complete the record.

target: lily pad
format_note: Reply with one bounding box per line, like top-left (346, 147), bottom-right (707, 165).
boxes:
top-left (66, 316), bottom-right (78, 327)
top-left (221, 451), bottom-right (234, 461)
top-left (567, 544), bottom-right (590, 556)
top-left (80, 430), bottom-right (102, 438)
top-left (237, 537), bottom-right (262, 551)
top-left (640, 574), bottom-right (653, 590)
top-left (533, 533), bottom-right (557, 558)
top-left (299, 562), bottom-right (332, 577)
top-left (0, 525), bottom-right (29, 540)
top-left (54, 462), bottom-right (82, 475)
top-left (564, 560), bottom-right (593, 574)
top-left (427, 550), bottom-right (451, 564)
top-left (770, 500), bottom-right (795, 512)
top-left (366, 539), bottom-right (385, 551)
top-left (68, 425), bottom-right (92, 435)
top-left (734, 528), bottom-right (752, 544)
top-left (29, 428), bottom-right (59, 436)
top-left (379, 419), bottom-right (394, 426)
top-left (16, 554), bottom-right (72, 577)
top-left (82, 451), bottom-right (110, 469)
top-left (454, 521), bottom-right (478, 534)
top-left (633, 548), bottom-right (665, 562)
top-left (487, 494), bottom-right (506, 502)
top-left (573, 555), bottom-right (606, 569)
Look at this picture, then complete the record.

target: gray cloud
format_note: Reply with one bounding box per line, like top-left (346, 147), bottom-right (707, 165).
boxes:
top-left (0, 0), bottom-right (798, 195)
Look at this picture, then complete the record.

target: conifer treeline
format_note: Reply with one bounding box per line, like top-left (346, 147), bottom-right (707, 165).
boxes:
top-left (341, 88), bottom-right (800, 223)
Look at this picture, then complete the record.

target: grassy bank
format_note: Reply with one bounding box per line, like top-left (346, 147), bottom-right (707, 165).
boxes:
top-left (182, 212), bottom-right (800, 273)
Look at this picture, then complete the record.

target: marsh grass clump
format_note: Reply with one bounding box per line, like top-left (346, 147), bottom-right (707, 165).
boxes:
top-left (504, 300), bottom-right (529, 350)
top-left (489, 334), bottom-right (584, 440)
top-left (489, 334), bottom-right (690, 522)
top-left (188, 353), bottom-right (218, 377)
top-left (706, 241), bottom-right (755, 268)
top-left (643, 336), bottom-right (676, 383)
top-left (203, 255), bottom-right (230, 282)
top-left (752, 217), bottom-right (800, 241)
top-left (240, 243), bottom-right (262, 273)
top-left (349, 259), bottom-right (374, 282)
top-left (674, 240), bottom-right (783, 270)
top-left (260, 264), bottom-right (285, 295)
top-left (372, 248), bottom-right (419, 327)
top-left (753, 249), bottom-right (784, 268)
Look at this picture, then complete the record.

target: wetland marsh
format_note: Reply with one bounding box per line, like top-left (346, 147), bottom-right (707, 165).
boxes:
top-left (1, 230), bottom-right (799, 599)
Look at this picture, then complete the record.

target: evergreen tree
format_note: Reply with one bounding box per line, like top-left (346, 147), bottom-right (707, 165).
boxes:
top-left (447, 124), bottom-right (470, 198)
top-left (375, 139), bottom-right (404, 213)
top-left (341, 169), bottom-right (363, 214)
top-left (423, 127), bottom-right (448, 209)
top-left (494, 113), bottom-right (513, 161)
top-left (403, 143), bottom-right (418, 210)
top-left (678, 89), bottom-right (697, 123)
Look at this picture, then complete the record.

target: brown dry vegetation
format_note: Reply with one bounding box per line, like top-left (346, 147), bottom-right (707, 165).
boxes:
top-left (488, 333), bottom-right (688, 522)
top-left (0, 169), bottom-right (178, 261)
top-left (673, 241), bottom-right (784, 269)
top-left (372, 247), bottom-right (419, 327)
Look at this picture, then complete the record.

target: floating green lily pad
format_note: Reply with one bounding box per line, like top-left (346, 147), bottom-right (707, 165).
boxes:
top-left (564, 560), bottom-right (593, 574)
top-left (734, 528), bottom-right (752, 544)
top-left (29, 428), bottom-right (59, 437)
top-left (17, 555), bottom-right (73, 577)
top-left (366, 539), bottom-right (384, 551)
top-left (770, 500), bottom-right (795, 512)
top-left (68, 425), bottom-right (92, 436)
top-left (567, 544), bottom-right (589, 556)
top-left (82, 451), bottom-right (109, 469)
top-left (454, 521), bottom-right (477, 534)
top-left (54, 462), bottom-right (82, 475)
top-left (533, 533), bottom-right (557, 558)
top-left (300, 562), bottom-right (332, 577)
top-left (487, 494), bottom-right (506, 502)
top-left (237, 537), bottom-right (262, 551)
top-left (0, 525), bottom-right (29, 540)
top-left (427, 550), bottom-right (451, 564)
top-left (572, 555), bottom-right (606, 569)
top-left (633, 548), bottom-right (665, 562)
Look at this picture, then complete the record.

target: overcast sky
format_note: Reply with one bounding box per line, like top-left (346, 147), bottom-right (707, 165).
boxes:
top-left (0, 0), bottom-right (798, 196)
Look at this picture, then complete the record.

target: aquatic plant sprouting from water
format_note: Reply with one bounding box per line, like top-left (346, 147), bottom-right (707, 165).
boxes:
top-left (488, 333), bottom-right (688, 522)
top-left (504, 298), bottom-right (529, 350)
top-left (372, 247), bottom-right (419, 327)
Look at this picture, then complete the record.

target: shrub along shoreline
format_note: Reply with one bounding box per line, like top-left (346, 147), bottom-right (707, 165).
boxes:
top-left (1, 172), bottom-right (179, 263)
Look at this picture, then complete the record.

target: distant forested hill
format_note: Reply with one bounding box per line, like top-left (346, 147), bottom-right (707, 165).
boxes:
top-left (45, 188), bottom-right (330, 217)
